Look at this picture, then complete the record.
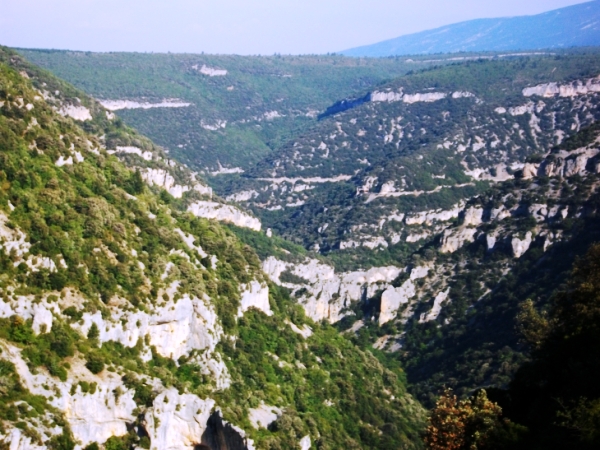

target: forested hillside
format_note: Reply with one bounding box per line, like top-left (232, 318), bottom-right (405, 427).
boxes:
top-left (216, 51), bottom-right (600, 409)
top-left (7, 43), bottom-right (600, 450)
top-left (0, 47), bottom-right (425, 450)
top-left (18, 50), bottom-right (450, 172)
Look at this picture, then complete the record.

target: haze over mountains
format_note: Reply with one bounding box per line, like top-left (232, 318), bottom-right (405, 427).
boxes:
top-left (342, 0), bottom-right (600, 57)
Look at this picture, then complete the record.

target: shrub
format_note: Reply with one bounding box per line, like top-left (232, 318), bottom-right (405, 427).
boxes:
top-left (85, 353), bottom-right (105, 374)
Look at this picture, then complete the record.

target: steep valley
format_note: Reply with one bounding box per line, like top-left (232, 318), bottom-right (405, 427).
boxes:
top-left (3, 44), bottom-right (600, 450)
top-left (0, 47), bottom-right (425, 449)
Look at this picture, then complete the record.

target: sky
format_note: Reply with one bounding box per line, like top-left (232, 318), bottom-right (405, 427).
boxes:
top-left (0, 0), bottom-right (592, 55)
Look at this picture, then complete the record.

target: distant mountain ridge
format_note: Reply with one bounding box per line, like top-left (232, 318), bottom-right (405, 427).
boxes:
top-left (341, 1), bottom-right (600, 57)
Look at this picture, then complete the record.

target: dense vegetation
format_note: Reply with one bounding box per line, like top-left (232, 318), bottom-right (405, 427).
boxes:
top-left (216, 52), bottom-right (600, 263)
top-left (17, 49), bottom-right (450, 170)
top-left (422, 243), bottom-right (600, 449)
top-left (0, 46), bottom-right (426, 449)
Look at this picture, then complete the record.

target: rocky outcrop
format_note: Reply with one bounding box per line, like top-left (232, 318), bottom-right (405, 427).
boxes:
top-left (195, 64), bottom-right (228, 76)
top-left (404, 203), bottom-right (464, 225)
top-left (452, 91), bottom-right (475, 99)
top-left (115, 146), bottom-right (153, 161)
top-left (379, 282), bottom-right (415, 325)
top-left (379, 266), bottom-right (429, 325)
top-left (463, 207), bottom-right (484, 227)
top-left (201, 411), bottom-right (253, 450)
top-left (486, 233), bottom-right (497, 251)
top-left (239, 280), bottom-right (271, 316)
top-left (99, 99), bottom-right (192, 110)
top-left (0, 212), bottom-right (68, 275)
top-left (440, 227), bottom-right (477, 253)
top-left (402, 92), bottom-right (447, 104)
top-left (141, 168), bottom-right (212, 198)
top-left (419, 289), bottom-right (450, 323)
top-left (248, 403), bottom-right (282, 429)
top-left (262, 256), bottom-right (402, 323)
top-left (188, 201), bottom-right (261, 231)
top-left (523, 76), bottom-right (600, 98)
top-left (371, 90), bottom-right (404, 102)
top-left (57, 104), bottom-right (92, 121)
top-left (0, 428), bottom-right (45, 450)
top-left (226, 190), bottom-right (259, 202)
top-left (1, 342), bottom-right (137, 447)
top-left (511, 232), bottom-right (533, 258)
top-left (299, 435), bottom-right (311, 450)
top-left (285, 320), bottom-right (313, 339)
top-left (522, 148), bottom-right (600, 179)
top-left (340, 236), bottom-right (388, 250)
top-left (144, 388), bottom-right (215, 450)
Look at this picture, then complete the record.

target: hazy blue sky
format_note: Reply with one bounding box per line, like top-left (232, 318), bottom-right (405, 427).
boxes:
top-left (0, 0), bottom-right (592, 54)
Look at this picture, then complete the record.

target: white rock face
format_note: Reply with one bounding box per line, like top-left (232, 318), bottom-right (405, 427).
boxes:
top-left (452, 91), bottom-right (475, 99)
top-left (378, 266), bottom-right (431, 325)
top-left (195, 64), bottom-right (228, 76)
top-left (248, 403), bottom-right (282, 429)
top-left (285, 320), bottom-right (313, 338)
top-left (74, 151), bottom-right (84, 163)
top-left (509, 102), bottom-right (539, 116)
top-left (0, 294), bottom-right (61, 335)
top-left (0, 428), bottom-right (45, 450)
top-left (299, 435), bottom-right (312, 450)
top-left (0, 212), bottom-right (31, 258)
top-left (115, 146), bottom-right (153, 161)
top-left (1, 343), bottom-right (136, 447)
top-left (240, 280), bottom-right (272, 316)
top-left (145, 388), bottom-right (215, 450)
top-left (490, 206), bottom-right (511, 221)
top-left (73, 281), bottom-right (229, 389)
top-left (564, 153), bottom-right (590, 177)
top-left (0, 213), bottom-right (64, 274)
top-left (523, 77), bottom-right (600, 98)
top-left (257, 175), bottom-right (352, 184)
top-left (486, 233), bottom-right (497, 250)
top-left (141, 168), bottom-right (212, 199)
top-left (341, 236), bottom-right (388, 250)
top-left (419, 289), bottom-right (450, 323)
top-left (410, 266), bottom-right (430, 280)
top-left (99, 99), bottom-right (191, 110)
top-left (55, 155), bottom-right (74, 166)
top-left (209, 164), bottom-right (244, 175)
top-left (405, 203), bottom-right (463, 225)
top-left (371, 90), bottom-right (404, 102)
top-left (79, 290), bottom-right (219, 361)
top-left (263, 256), bottom-right (402, 323)
top-left (226, 190), bottom-right (259, 202)
top-left (57, 104), bottom-right (92, 121)
top-left (264, 110), bottom-right (283, 120)
top-left (512, 232), bottom-right (533, 258)
top-left (440, 227), bottom-right (477, 253)
top-left (379, 266), bottom-right (429, 325)
top-left (403, 92), bottom-right (447, 104)
top-left (521, 163), bottom-right (539, 179)
top-left (463, 207), bottom-right (484, 227)
top-left (406, 232), bottom-right (431, 243)
top-left (187, 201), bottom-right (261, 231)
top-left (201, 119), bottom-right (227, 131)
top-left (175, 228), bottom-right (208, 258)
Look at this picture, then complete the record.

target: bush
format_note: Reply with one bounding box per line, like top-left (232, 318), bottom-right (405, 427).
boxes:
top-left (85, 353), bottom-right (105, 374)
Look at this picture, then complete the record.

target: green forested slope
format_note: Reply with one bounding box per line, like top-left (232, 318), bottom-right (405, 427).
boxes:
top-left (0, 47), bottom-right (425, 449)
top-left (217, 53), bottom-right (600, 263)
top-left (17, 49), bottom-right (446, 171)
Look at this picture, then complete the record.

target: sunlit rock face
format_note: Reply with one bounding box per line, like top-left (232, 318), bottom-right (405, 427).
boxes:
top-left (263, 256), bottom-right (402, 323)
